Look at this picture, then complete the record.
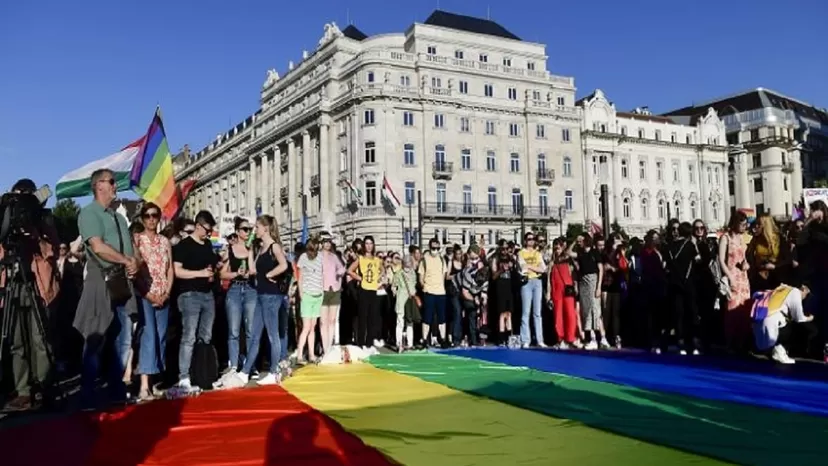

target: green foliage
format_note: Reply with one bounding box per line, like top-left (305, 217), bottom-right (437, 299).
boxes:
top-left (610, 219), bottom-right (629, 240)
top-left (53, 198), bottom-right (80, 243)
top-left (565, 223), bottom-right (585, 241)
top-left (814, 179), bottom-right (828, 188)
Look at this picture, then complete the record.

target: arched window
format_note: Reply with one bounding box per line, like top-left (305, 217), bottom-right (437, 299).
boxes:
top-left (674, 199), bottom-right (681, 220)
top-left (690, 200), bottom-right (697, 219)
top-left (563, 156), bottom-right (572, 177)
top-left (640, 197), bottom-right (649, 219)
top-left (622, 197), bottom-right (631, 218)
top-left (657, 199), bottom-right (666, 219)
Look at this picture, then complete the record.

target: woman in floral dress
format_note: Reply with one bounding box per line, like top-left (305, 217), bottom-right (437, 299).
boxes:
top-left (718, 210), bottom-right (751, 353)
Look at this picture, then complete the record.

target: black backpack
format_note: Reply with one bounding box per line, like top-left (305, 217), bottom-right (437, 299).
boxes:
top-left (191, 339), bottom-right (218, 390)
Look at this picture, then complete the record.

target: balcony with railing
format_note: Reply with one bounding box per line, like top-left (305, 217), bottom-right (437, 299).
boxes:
top-left (744, 135), bottom-right (798, 149)
top-left (310, 174), bottom-right (320, 194)
top-left (536, 168), bottom-right (555, 185)
top-left (432, 161), bottom-right (454, 180)
top-left (721, 108), bottom-right (799, 131)
top-left (421, 202), bottom-right (557, 220)
top-left (279, 187), bottom-right (288, 205)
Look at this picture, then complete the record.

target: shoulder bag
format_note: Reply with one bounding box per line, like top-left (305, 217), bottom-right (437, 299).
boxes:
top-left (554, 261), bottom-right (577, 297)
top-left (95, 212), bottom-right (133, 305)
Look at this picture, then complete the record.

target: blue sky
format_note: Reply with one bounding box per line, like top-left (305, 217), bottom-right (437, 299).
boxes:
top-left (1, 0), bottom-right (826, 199)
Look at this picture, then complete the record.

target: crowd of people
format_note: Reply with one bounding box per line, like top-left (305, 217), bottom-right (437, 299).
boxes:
top-left (2, 168), bottom-right (827, 412)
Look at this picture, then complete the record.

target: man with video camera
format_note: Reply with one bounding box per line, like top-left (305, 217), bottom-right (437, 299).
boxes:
top-left (0, 178), bottom-right (60, 411)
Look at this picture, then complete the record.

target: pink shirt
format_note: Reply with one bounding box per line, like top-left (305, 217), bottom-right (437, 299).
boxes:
top-left (321, 251), bottom-right (346, 292)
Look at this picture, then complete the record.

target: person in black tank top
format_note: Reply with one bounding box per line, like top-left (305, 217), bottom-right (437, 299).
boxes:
top-left (219, 218), bottom-right (257, 373)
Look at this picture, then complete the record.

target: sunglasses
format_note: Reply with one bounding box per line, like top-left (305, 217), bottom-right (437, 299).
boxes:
top-left (97, 178), bottom-right (116, 186)
top-left (238, 226), bottom-right (252, 233)
top-left (200, 224), bottom-right (214, 234)
top-left (183, 229), bottom-right (196, 235)
top-left (142, 211), bottom-right (160, 219)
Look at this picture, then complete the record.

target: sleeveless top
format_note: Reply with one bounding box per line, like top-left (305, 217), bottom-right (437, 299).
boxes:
top-left (255, 243), bottom-right (281, 295)
top-left (228, 246), bottom-right (255, 286)
top-left (358, 256), bottom-right (382, 291)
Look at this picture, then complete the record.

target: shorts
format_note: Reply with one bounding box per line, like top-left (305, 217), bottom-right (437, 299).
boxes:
top-left (322, 291), bottom-right (341, 306)
top-left (300, 293), bottom-right (323, 319)
top-left (422, 293), bottom-right (446, 325)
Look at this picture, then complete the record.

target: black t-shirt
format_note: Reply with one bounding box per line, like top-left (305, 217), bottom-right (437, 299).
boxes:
top-left (576, 248), bottom-right (601, 276)
top-left (173, 236), bottom-right (219, 293)
top-left (667, 239), bottom-right (697, 288)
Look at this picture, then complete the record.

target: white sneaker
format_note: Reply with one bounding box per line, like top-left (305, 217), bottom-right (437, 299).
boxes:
top-left (692, 349), bottom-right (701, 356)
top-left (571, 340), bottom-right (583, 349)
top-left (257, 372), bottom-right (281, 385)
top-left (537, 342), bottom-right (548, 348)
top-left (651, 347), bottom-right (661, 355)
top-left (679, 350), bottom-right (688, 355)
top-left (558, 342), bottom-right (570, 350)
top-left (520, 343), bottom-right (530, 349)
top-left (599, 338), bottom-right (611, 350)
top-left (585, 340), bottom-right (598, 350)
top-left (220, 372), bottom-right (249, 389)
top-left (771, 345), bottom-right (795, 364)
top-left (178, 378), bottom-right (193, 390)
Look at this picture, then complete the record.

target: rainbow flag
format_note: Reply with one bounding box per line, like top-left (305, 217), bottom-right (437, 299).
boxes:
top-left (130, 108), bottom-right (179, 219)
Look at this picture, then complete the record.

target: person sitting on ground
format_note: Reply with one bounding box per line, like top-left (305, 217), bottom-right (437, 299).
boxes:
top-left (751, 284), bottom-right (817, 364)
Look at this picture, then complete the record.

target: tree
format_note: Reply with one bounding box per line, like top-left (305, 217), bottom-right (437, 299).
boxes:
top-left (814, 179), bottom-right (828, 188)
top-left (53, 198), bottom-right (81, 243)
top-left (610, 219), bottom-right (629, 241)
top-left (565, 223), bottom-right (585, 241)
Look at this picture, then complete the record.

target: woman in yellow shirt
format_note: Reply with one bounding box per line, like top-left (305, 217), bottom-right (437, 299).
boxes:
top-left (347, 235), bottom-right (383, 347)
top-left (518, 232), bottom-right (547, 348)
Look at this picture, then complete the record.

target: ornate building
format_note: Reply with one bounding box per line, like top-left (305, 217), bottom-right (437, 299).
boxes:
top-left (578, 90), bottom-right (729, 235)
top-left (666, 88), bottom-right (827, 217)
top-left (174, 11), bottom-right (581, 249)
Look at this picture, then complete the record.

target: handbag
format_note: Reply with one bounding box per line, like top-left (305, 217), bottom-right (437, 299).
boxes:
top-left (554, 262), bottom-right (577, 297)
top-left (401, 270), bottom-right (422, 308)
top-left (95, 212), bottom-right (133, 305)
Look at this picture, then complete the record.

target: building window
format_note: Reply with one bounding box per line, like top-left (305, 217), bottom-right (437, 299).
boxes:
top-left (455, 50), bottom-right (464, 59)
top-left (641, 197), bottom-right (649, 219)
top-left (674, 200), bottom-right (681, 219)
top-left (620, 126), bottom-right (628, 136)
top-left (503, 57), bottom-right (512, 67)
top-left (462, 185), bottom-right (472, 213)
top-left (511, 188), bottom-right (522, 214)
top-left (537, 153), bottom-right (547, 171)
top-left (509, 123), bottom-right (520, 137)
top-left (461, 149), bottom-right (472, 170)
top-left (784, 177), bottom-right (789, 191)
top-left (479, 53), bottom-right (488, 62)
top-left (427, 45), bottom-right (437, 55)
top-left (404, 181), bottom-right (415, 205)
top-left (486, 150), bottom-right (496, 171)
top-left (510, 153), bottom-right (520, 173)
top-left (688, 164), bottom-right (695, 183)
top-left (672, 162), bottom-right (680, 182)
top-left (487, 187), bottom-right (497, 212)
top-left (690, 200), bottom-right (697, 219)
top-left (707, 166), bottom-right (712, 184)
top-left (714, 167), bottom-right (721, 184)
top-left (532, 90), bottom-right (541, 101)
top-left (750, 129), bottom-right (760, 141)
top-left (434, 144), bottom-right (446, 166)
top-left (712, 202), bottom-right (719, 221)
top-left (460, 117), bottom-right (470, 132)
top-left (527, 62), bottom-right (535, 70)
top-left (657, 199), bottom-right (666, 219)
top-left (459, 81), bottom-right (468, 94)
top-left (622, 197), bottom-right (631, 218)
top-left (363, 109), bottom-right (375, 125)
top-left (753, 154), bottom-right (762, 168)
top-left (508, 87), bottom-right (518, 100)
top-left (536, 124), bottom-right (546, 139)
top-left (557, 96), bottom-right (565, 106)
top-left (400, 75), bottom-right (410, 87)
top-left (565, 190), bottom-right (573, 211)
top-left (686, 134), bottom-right (692, 144)
top-left (562, 128), bottom-right (571, 142)
top-left (365, 181), bottom-right (377, 206)
top-left (403, 143), bottom-right (415, 166)
top-left (652, 161), bottom-right (662, 182)
top-left (638, 128), bottom-right (645, 138)
top-left (754, 177), bottom-right (763, 192)
top-left (434, 113), bottom-right (445, 128)
top-left (485, 121), bottom-right (495, 135)
top-left (484, 84), bottom-right (493, 97)
top-left (367, 71), bottom-right (375, 83)
top-left (638, 160), bottom-right (647, 180)
top-left (339, 148), bottom-right (348, 172)
top-left (435, 182), bottom-right (446, 212)
top-left (403, 111), bottom-right (414, 126)
top-left (655, 130), bottom-right (661, 141)
top-left (539, 189), bottom-right (549, 216)
top-left (563, 156), bottom-right (572, 177)
top-left (431, 77), bottom-right (442, 88)
top-left (621, 159), bottom-right (629, 179)
top-left (364, 141), bottom-right (376, 164)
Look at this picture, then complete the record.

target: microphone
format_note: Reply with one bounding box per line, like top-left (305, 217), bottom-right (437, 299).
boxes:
top-left (33, 185), bottom-right (51, 205)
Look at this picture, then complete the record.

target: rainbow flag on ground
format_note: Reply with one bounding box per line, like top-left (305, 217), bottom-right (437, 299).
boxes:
top-left (130, 108), bottom-right (189, 219)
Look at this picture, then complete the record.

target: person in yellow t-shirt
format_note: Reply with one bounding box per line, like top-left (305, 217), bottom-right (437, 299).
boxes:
top-left (518, 232), bottom-right (547, 348)
top-left (418, 237), bottom-right (448, 347)
top-left (347, 236), bottom-right (383, 347)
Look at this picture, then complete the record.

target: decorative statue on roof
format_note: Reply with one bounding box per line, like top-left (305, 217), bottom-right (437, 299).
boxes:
top-left (318, 22), bottom-right (343, 48)
top-left (263, 69), bottom-right (280, 88)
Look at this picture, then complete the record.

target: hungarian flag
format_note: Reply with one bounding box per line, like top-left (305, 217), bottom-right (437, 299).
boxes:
top-left (339, 178), bottom-right (362, 205)
top-left (381, 174), bottom-right (401, 209)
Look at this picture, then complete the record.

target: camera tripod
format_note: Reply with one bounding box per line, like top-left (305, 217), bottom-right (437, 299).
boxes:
top-left (0, 252), bottom-right (63, 410)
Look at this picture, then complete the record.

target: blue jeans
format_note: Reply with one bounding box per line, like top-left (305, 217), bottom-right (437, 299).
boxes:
top-left (80, 304), bottom-right (131, 405)
top-left (225, 283), bottom-right (258, 370)
top-left (243, 293), bottom-right (285, 374)
top-left (136, 298), bottom-right (169, 375)
top-left (520, 278), bottom-right (544, 345)
top-left (177, 291), bottom-right (215, 380)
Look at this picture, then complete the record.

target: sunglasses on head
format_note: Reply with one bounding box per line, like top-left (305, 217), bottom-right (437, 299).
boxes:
top-left (142, 211), bottom-right (160, 219)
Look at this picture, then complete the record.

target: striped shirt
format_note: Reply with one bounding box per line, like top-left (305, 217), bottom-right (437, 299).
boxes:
top-left (297, 252), bottom-right (324, 295)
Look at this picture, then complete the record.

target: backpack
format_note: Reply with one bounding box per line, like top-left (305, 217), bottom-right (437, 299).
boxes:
top-left (191, 339), bottom-right (219, 391)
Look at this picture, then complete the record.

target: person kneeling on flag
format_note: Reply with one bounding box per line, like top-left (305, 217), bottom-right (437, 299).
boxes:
top-left (751, 284), bottom-right (817, 364)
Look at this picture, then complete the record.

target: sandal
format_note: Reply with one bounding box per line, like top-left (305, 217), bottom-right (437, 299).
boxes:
top-left (138, 388), bottom-right (154, 401)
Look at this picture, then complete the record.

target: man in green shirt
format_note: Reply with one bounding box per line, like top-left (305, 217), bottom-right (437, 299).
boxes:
top-left (74, 168), bottom-right (139, 407)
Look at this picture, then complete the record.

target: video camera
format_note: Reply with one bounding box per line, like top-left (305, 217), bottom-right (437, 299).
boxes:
top-left (0, 184), bottom-right (53, 263)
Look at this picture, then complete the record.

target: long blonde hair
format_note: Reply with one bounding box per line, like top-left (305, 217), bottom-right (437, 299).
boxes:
top-left (257, 215), bottom-right (281, 246)
top-left (757, 214), bottom-right (779, 258)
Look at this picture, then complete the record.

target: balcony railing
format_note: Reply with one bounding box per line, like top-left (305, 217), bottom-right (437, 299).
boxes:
top-left (310, 174), bottom-right (320, 194)
top-left (421, 202), bottom-right (558, 219)
top-left (745, 135), bottom-right (798, 148)
top-left (536, 168), bottom-right (556, 185)
top-left (432, 161), bottom-right (454, 179)
top-left (280, 154), bottom-right (288, 173)
top-left (279, 187), bottom-right (288, 205)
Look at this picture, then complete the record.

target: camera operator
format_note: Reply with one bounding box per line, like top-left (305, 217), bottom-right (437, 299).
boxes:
top-left (73, 169), bottom-right (139, 408)
top-left (0, 178), bottom-right (60, 411)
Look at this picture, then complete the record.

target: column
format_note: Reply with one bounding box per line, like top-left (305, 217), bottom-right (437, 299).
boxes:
top-left (736, 152), bottom-right (751, 210)
top-left (791, 148), bottom-right (804, 207)
top-left (234, 171), bottom-right (241, 216)
top-left (248, 157), bottom-right (257, 216)
top-left (611, 152), bottom-right (622, 222)
top-left (302, 130), bottom-right (311, 218)
top-left (272, 146), bottom-right (281, 216)
top-left (288, 138), bottom-right (297, 231)
top-left (319, 121), bottom-right (330, 213)
top-left (700, 161), bottom-right (711, 223)
top-left (583, 149), bottom-right (595, 222)
top-left (261, 152), bottom-right (270, 215)
top-left (220, 177), bottom-right (227, 217)
top-left (721, 161), bottom-right (731, 220)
